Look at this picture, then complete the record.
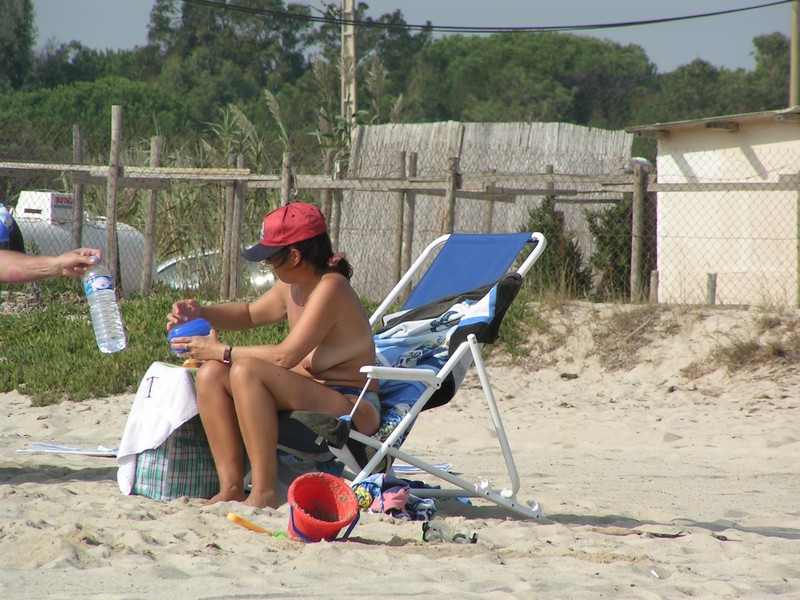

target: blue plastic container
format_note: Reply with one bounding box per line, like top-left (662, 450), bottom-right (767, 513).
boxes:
top-left (168, 318), bottom-right (211, 354)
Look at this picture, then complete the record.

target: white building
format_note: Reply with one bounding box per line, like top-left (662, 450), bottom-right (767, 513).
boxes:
top-left (627, 107), bottom-right (800, 306)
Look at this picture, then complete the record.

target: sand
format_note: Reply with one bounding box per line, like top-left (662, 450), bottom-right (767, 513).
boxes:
top-left (1, 302), bottom-right (799, 599)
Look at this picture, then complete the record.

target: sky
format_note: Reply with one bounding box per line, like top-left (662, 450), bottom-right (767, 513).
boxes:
top-left (32, 0), bottom-right (793, 74)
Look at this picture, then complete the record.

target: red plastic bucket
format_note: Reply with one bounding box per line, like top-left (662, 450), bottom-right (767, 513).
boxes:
top-left (287, 473), bottom-right (360, 542)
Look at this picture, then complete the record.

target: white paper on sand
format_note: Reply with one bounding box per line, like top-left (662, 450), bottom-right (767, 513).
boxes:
top-left (17, 443), bottom-right (119, 457)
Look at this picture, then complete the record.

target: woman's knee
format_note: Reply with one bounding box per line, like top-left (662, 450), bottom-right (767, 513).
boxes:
top-left (195, 360), bottom-right (228, 389)
top-left (355, 402), bottom-right (380, 436)
top-left (229, 356), bottom-right (277, 385)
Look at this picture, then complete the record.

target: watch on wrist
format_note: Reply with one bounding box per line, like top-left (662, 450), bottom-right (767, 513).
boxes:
top-left (223, 345), bottom-right (233, 364)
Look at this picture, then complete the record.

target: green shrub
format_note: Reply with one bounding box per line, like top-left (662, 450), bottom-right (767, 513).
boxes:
top-left (522, 197), bottom-right (592, 299)
top-left (585, 195), bottom-right (632, 301)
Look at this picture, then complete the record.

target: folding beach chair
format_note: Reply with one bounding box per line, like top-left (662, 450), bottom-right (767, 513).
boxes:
top-left (278, 232), bottom-right (547, 520)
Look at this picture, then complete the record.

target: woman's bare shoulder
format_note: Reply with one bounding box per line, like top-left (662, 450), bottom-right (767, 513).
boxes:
top-left (318, 272), bottom-right (355, 294)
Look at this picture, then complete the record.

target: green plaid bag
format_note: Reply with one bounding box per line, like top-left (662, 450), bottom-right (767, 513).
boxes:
top-left (132, 415), bottom-right (219, 501)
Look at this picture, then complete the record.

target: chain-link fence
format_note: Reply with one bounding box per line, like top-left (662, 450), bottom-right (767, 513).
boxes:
top-left (3, 108), bottom-right (798, 308)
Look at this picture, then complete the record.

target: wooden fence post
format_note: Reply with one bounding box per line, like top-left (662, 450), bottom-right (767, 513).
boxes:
top-left (71, 125), bottom-right (84, 251)
top-left (393, 150), bottom-right (406, 283)
top-left (140, 135), bottom-right (162, 294)
top-left (444, 156), bottom-right (459, 233)
top-left (649, 270), bottom-right (659, 304)
top-left (483, 158), bottom-right (507, 234)
top-left (707, 273), bottom-right (717, 305)
top-left (229, 154), bottom-right (247, 299)
top-left (481, 198), bottom-right (495, 234)
top-left (220, 154), bottom-right (237, 300)
top-left (281, 152), bottom-right (292, 206)
top-left (106, 105), bottom-right (122, 289)
top-left (321, 149), bottom-right (334, 220)
top-left (401, 152), bottom-right (417, 277)
top-left (331, 160), bottom-right (343, 250)
top-left (629, 163), bottom-right (648, 303)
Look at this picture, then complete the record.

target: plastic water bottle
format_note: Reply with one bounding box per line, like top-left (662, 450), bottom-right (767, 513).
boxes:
top-left (82, 257), bottom-right (127, 353)
top-left (0, 205), bottom-right (12, 250)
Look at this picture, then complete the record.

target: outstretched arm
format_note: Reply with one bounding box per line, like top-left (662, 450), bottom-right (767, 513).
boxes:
top-left (0, 248), bottom-right (100, 284)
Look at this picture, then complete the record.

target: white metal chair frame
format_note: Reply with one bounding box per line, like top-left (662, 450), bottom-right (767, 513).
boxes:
top-left (333, 232), bottom-right (547, 520)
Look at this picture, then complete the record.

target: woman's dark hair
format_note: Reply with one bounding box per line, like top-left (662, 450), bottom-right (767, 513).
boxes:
top-left (276, 232), bottom-right (353, 280)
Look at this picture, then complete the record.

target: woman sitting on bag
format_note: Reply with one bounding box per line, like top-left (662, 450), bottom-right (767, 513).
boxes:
top-left (167, 202), bottom-right (379, 509)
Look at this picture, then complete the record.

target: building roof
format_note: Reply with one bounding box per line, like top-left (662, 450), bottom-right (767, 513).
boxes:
top-left (625, 106), bottom-right (800, 139)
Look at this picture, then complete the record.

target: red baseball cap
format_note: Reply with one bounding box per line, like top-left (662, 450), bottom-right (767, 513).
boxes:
top-left (243, 203), bottom-right (327, 261)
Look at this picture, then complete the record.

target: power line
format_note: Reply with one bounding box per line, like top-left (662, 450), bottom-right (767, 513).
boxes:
top-left (180, 0), bottom-right (793, 35)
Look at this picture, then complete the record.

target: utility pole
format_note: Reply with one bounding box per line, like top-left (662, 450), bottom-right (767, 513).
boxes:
top-left (791, 1), bottom-right (799, 106)
top-left (341, 0), bottom-right (357, 120)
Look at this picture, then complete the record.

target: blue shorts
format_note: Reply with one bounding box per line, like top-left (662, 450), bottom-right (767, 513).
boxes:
top-left (329, 385), bottom-right (381, 414)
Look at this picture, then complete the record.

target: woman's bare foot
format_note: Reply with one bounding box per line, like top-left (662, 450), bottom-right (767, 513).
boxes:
top-left (205, 484), bottom-right (247, 505)
top-left (243, 489), bottom-right (279, 509)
